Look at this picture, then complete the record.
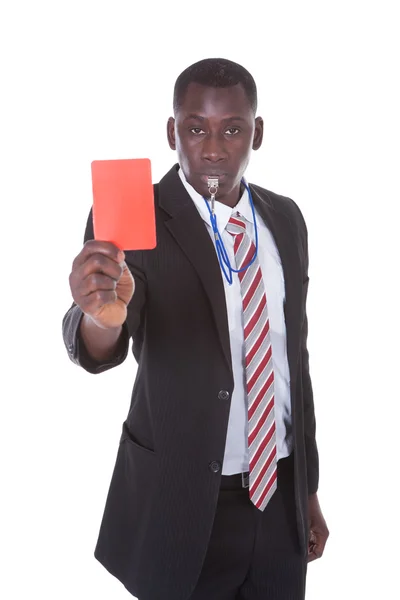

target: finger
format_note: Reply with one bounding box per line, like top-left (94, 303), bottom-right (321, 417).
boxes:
top-left (314, 530), bottom-right (328, 554)
top-left (80, 253), bottom-right (124, 281)
top-left (309, 530), bottom-right (317, 544)
top-left (72, 240), bottom-right (124, 271)
top-left (79, 289), bottom-right (118, 314)
top-left (309, 543), bottom-right (323, 560)
top-left (70, 255), bottom-right (123, 306)
top-left (80, 273), bottom-right (117, 297)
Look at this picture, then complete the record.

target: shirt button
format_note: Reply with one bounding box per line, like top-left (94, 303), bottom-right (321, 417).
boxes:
top-left (218, 390), bottom-right (230, 400)
top-left (209, 460), bottom-right (221, 473)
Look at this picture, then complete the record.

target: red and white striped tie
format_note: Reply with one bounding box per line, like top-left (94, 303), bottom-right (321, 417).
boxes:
top-left (227, 212), bottom-right (278, 511)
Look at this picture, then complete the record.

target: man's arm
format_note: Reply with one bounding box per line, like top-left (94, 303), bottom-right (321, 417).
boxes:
top-left (297, 207), bottom-right (319, 494)
top-left (300, 285), bottom-right (319, 494)
top-left (62, 208), bottom-right (147, 374)
top-left (296, 204), bottom-right (329, 562)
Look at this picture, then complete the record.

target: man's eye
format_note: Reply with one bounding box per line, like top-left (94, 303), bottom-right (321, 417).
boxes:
top-left (225, 127), bottom-right (240, 135)
top-left (190, 128), bottom-right (205, 135)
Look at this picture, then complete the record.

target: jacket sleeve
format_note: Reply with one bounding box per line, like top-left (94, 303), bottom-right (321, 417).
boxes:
top-left (298, 212), bottom-right (319, 495)
top-left (61, 208), bottom-right (147, 375)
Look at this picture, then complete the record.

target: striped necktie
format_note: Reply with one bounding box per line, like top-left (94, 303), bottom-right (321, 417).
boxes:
top-left (226, 212), bottom-right (278, 511)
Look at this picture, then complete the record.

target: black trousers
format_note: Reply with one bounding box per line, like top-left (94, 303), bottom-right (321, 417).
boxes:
top-left (189, 452), bottom-right (307, 600)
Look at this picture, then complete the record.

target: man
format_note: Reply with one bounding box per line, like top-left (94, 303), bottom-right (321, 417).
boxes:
top-left (62, 58), bottom-right (329, 600)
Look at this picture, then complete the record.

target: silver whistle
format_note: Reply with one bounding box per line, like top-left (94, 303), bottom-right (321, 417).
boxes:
top-left (207, 177), bottom-right (219, 214)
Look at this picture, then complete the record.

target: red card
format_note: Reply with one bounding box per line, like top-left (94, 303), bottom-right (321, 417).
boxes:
top-left (91, 158), bottom-right (156, 251)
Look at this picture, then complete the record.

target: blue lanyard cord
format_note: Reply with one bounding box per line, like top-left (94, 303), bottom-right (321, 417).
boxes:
top-left (203, 180), bottom-right (259, 285)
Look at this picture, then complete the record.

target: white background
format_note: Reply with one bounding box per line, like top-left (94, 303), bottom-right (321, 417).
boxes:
top-left (1, 1), bottom-right (399, 598)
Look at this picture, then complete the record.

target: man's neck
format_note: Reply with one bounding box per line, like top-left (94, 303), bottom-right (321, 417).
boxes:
top-left (217, 182), bottom-right (245, 208)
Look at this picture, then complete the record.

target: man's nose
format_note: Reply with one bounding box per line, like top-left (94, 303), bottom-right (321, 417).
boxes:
top-left (201, 133), bottom-right (227, 162)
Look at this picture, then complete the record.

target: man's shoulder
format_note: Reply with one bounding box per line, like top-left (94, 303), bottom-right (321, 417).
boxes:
top-left (249, 182), bottom-right (307, 232)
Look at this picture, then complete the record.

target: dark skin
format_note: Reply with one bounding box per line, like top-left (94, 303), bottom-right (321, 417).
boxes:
top-left (167, 82), bottom-right (262, 207)
top-left (308, 493), bottom-right (329, 562)
top-left (68, 81), bottom-right (329, 560)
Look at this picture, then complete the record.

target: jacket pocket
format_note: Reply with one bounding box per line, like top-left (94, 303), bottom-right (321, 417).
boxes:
top-left (120, 420), bottom-right (156, 455)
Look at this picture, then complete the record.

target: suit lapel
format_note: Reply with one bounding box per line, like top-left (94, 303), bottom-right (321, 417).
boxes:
top-left (158, 165), bottom-right (303, 384)
top-left (159, 166), bottom-right (233, 376)
top-left (250, 185), bottom-right (303, 383)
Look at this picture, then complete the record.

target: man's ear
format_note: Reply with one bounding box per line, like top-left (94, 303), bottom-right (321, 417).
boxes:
top-left (253, 116), bottom-right (264, 151)
top-left (167, 117), bottom-right (176, 150)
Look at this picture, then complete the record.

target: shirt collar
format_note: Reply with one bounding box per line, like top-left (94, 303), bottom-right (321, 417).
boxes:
top-left (178, 166), bottom-right (254, 232)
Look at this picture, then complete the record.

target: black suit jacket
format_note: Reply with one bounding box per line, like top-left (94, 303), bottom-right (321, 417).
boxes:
top-left (62, 164), bottom-right (318, 600)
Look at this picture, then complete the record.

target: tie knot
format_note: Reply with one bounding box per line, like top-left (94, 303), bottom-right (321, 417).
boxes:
top-left (226, 212), bottom-right (247, 237)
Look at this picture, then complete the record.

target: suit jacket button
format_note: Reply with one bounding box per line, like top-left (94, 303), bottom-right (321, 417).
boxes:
top-left (218, 390), bottom-right (230, 400)
top-left (68, 344), bottom-right (74, 353)
top-left (209, 461), bottom-right (221, 473)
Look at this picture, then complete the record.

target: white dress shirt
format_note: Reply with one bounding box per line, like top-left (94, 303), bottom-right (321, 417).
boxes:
top-left (178, 167), bottom-right (293, 474)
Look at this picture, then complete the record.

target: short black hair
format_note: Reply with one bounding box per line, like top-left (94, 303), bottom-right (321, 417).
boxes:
top-left (173, 58), bottom-right (257, 114)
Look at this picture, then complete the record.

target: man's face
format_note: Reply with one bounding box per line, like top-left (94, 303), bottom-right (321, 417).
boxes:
top-left (167, 83), bottom-right (263, 205)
